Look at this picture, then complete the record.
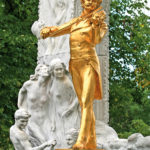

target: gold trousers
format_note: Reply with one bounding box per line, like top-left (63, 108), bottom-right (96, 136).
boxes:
top-left (69, 58), bottom-right (97, 148)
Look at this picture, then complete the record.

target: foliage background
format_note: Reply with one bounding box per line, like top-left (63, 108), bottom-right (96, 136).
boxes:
top-left (0, 0), bottom-right (38, 149)
top-left (0, 0), bottom-right (149, 149)
top-left (109, 0), bottom-right (150, 138)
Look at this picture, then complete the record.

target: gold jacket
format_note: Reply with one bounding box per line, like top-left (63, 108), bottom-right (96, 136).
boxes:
top-left (47, 16), bottom-right (107, 100)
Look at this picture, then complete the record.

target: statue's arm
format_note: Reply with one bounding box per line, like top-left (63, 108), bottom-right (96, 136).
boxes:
top-left (19, 134), bottom-right (50, 150)
top-left (52, 21), bottom-right (71, 37)
top-left (40, 18), bottom-right (76, 39)
top-left (69, 81), bottom-right (79, 110)
top-left (10, 127), bottom-right (53, 150)
top-left (11, 131), bottom-right (33, 150)
top-left (20, 138), bottom-right (48, 150)
top-left (18, 83), bottom-right (27, 109)
top-left (50, 103), bottom-right (56, 131)
top-left (99, 21), bottom-right (108, 40)
top-left (62, 83), bottom-right (79, 118)
top-left (31, 142), bottom-right (49, 150)
top-left (69, 94), bottom-right (78, 110)
top-left (20, 138), bottom-right (34, 150)
top-left (94, 21), bottom-right (108, 44)
top-left (68, 85), bottom-right (79, 110)
top-left (32, 140), bottom-right (56, 150)
top-left (91, 10), bottom-right (108, 44)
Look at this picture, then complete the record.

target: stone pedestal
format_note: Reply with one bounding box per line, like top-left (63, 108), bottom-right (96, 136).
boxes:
top-left (56, 149), bottom-right (104, 150)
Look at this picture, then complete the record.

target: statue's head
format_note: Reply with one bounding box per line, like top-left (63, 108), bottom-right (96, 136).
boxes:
top-left (15, 109), bottom-right (31, 130)
top-left (35, 64), bottom-right (50, 78)
top-left (81, 0), bottom-right (102, 10)
top-left (66, 128), bottom-right (79, 147)
top-left (50, 58), bottom-right (67, 79)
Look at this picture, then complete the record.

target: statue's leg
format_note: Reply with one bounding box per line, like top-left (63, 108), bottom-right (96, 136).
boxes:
top-left (85, 110), bottom-right (97, 149)
top-left (69, 61), bottom-right (83, 132)
top-left (71, 63), bottom-right (96, 149)
top-left (69, 60), bottom-right (82, 108)
top-left (27, 122), bottom-right (46, 146)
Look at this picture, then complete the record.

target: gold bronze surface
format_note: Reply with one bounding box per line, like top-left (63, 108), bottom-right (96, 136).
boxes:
top-left (41, 0), bottom-right (108, 149)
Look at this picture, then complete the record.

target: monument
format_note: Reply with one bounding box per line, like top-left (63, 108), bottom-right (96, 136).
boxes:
top-left (10, 0), bottom-right (150, 150)
top-left (40, 0), bottom-right (108, 149)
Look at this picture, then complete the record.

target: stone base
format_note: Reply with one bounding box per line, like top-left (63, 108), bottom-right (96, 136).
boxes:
top-left (56, 149), bottom-right (104, 150)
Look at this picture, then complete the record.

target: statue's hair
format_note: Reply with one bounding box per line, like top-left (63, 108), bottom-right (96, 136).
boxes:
top-left (35, 64), bottom-right (49, 73)
top-left (30, 74), bottom-right (38, 81)
top-left (15, 109), bottom-right (31, 120)
top-left (49, 58), bottom-right (67, 76)
top-left (34, 64), bottom-right (50, 77)
top-left (35, 64), bottom-right (43, 73)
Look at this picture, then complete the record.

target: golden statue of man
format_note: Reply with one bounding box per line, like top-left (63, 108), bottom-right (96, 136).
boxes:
top-left (41, 0), bottom-right (107, 149)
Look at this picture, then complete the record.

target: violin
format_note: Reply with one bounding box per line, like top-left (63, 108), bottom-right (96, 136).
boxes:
top-left (40, 6), bottom-right (106, 38)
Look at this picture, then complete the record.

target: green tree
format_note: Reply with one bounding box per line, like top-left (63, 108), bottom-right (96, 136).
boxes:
top-left (109, 0), bottom-right (150, 138)
top-left (0, 0), bottom-right (38, 149)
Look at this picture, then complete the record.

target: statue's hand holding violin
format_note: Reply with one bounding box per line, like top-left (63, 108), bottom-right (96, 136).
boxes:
top-left (91, 10), bottom-right (106, 28)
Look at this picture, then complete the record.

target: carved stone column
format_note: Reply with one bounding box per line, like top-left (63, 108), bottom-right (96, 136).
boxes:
top-left (94, 0), bottom-right (110, 123)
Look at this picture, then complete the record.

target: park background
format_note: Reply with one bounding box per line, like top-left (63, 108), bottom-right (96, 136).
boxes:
top-left (0, 0), bottom-right (150, 149)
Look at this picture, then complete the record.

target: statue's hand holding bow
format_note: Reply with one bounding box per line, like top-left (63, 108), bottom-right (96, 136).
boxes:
top-left (40, 26), bottom-right (58, 39)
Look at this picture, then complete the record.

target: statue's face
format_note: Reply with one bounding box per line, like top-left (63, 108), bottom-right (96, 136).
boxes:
top-left (66, 135), bottom-right (75, 146)
top-left (54, 63), bottom-right (64, 78)
top-left (17, 118), bottom-right (28, 130)
top-left (39, 65), bottom-right (49, 77)
top-left (82, 0), bottom-right (98, 11)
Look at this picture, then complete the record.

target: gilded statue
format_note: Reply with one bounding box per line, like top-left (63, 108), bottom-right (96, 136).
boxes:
top-left (40, 0), bottom-right (107, 149)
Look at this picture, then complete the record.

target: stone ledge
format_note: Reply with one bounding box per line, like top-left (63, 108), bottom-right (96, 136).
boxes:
top-left (56, 149), bottom-right (104, 150)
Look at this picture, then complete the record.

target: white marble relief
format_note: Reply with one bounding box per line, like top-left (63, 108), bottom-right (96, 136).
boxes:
top-left (10, 109), bottom-right (56, 150)
top-left (13, 58), bottom-right (81, 149)
top-left (18, 64), bottom-right (52, 146)
top-left (48, 58), bottom-right (80, 148)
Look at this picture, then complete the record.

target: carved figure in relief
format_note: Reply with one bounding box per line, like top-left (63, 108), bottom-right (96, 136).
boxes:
top-left (18, 64), bottom-right (52, 145)
top-left (40, 0), bottom-right (107, 149)
top-left (54, 0), bottom-right (70, 51)
top-left (66, 128), bottom-right (79, 148)
top-left (49, 58), bottom-right (80, 146)
top-left (10, 109), bottom-right (56, 150)
top-left (31, 20), bottom-right (55, 56)
top-left (55, 0), bottom-right (68, 25)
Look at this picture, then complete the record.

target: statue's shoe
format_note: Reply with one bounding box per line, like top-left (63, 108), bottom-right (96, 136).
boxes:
top-left (84, 144), bottom-right (97, 150)
top-left (72, 141), bottom-right (86, 150)
top-left (85, 138), bottom-right (97, 150)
